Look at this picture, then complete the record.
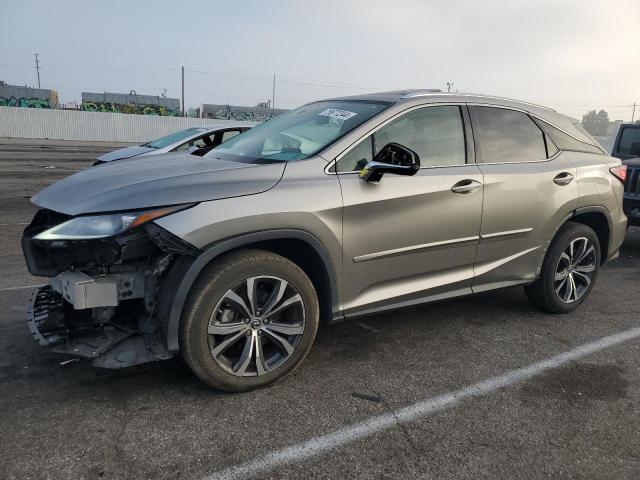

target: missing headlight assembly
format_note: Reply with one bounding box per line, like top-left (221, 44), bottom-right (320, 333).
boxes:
top-left (23, 205), bottom-right (199, 368)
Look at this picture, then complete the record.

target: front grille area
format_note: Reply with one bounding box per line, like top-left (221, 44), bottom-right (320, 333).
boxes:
top-left (625, 166), bottom-right (640, 195)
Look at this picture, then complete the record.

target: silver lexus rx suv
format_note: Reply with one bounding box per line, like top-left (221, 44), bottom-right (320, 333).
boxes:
top-left (22, 90), bottom-right (627, 391)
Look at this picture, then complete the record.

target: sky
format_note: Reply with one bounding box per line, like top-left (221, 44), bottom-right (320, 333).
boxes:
top-left (1, 0), bottom-right (639, 120)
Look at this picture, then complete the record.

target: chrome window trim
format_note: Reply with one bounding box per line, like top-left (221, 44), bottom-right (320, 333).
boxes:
top-left (471, 103), bottom-right (598, 147)
top-left (324, 102), bottom-right (587, 175)
top-left (479, 150), bottom-right (562, 166)
top-left (470, 105), bottom-right (587, 165)
top-left (324, 102), bottom-right (469, 175)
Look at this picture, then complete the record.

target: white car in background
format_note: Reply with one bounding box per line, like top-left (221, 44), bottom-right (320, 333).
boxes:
top-left (95, 124), bottom-right (251, 164)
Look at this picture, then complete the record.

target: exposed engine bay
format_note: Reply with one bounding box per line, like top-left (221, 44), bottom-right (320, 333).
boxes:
top-left (23, 208), bottom-right (200, 368)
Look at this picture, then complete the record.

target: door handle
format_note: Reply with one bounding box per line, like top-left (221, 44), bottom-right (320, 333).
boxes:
top-left (553, 172), bottom-right (574, 186)
top-left (451, 179), bottom-right (482, 194)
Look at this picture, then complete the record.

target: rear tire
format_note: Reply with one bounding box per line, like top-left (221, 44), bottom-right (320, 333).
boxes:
top-left (180, 249), bottom-right (319, 392)
top-left (525, 222), bottom-right (601, 313)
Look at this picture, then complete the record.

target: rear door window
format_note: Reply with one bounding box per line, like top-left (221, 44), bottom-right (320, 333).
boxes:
top-left (473, 106), bottom-right (547, 163)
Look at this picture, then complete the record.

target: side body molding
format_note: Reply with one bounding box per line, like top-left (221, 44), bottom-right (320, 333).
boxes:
top-left (162, 229), bottom-right (340, 353)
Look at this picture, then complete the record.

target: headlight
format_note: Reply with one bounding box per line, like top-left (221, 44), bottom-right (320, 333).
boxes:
top-left (34, 205), bottom-right (190, 240)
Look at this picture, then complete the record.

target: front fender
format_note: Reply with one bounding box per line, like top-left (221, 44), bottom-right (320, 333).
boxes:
top-left (160, 229), bottom-right (340, 353)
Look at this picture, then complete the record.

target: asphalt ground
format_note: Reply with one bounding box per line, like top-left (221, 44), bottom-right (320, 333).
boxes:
top-left (1, 139), bottom-right (639, 480)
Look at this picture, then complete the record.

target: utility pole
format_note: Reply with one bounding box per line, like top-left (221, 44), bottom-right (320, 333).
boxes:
top-left (181, 66), bottom-right (185, 117)
top-left (272, 74), bottom-right (276, 109)
top-left (446, 82), bottom-right (453, 93)
top-left (633, 103), bottom-right (636, 122)
top-left (34, 53), bottom-right (41, 89)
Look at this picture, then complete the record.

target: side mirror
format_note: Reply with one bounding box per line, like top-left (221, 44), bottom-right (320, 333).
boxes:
top-left (359, 142), bottom-right (420, 182)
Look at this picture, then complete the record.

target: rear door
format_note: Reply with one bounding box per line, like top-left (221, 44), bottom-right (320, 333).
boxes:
top-left (469, 105), bottom-right (579, 291)
top-left (337, 104), bottom-right (484, 316)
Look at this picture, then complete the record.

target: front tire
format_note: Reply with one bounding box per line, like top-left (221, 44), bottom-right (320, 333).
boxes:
top-left (180, 249), bottom-right (319, 392)
top-left (525, 222), bottom-right (601, 313)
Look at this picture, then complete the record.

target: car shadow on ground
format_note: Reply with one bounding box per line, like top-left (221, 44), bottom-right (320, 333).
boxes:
top-left (5, 286), bottom-right (537, 396)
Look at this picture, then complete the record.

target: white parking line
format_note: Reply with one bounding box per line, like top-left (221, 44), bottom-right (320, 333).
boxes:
top-left (0, 284), bottom-right (44, 292)
top-left (207, 326), bottom-right (640, 480)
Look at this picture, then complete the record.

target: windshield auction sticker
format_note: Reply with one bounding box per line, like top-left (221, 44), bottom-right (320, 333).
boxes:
top-left (318, 109), bottom-right (358, 121)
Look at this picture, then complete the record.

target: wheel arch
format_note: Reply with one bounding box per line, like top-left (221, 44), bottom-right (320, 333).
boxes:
top-left (160, 229), bottom-right (341, 353)
top-left (569, 206), bottom-right (612, 265)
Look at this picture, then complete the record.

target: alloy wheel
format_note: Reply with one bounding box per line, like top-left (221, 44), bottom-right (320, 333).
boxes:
top-left (207, 275), bottom-right (306, 377)
top-left (554, 237), bottom-right (597, 304)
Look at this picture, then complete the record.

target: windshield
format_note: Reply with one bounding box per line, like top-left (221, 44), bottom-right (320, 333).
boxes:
top-left (206, 100), bottom-right (390, 163)
top-left (145, 128), bottom-right (209, 149)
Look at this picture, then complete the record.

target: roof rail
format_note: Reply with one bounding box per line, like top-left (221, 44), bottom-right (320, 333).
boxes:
top-left (400, 91), bottom-right (556, 112)
top-left (468, 94), bottom-right (556, 112)
top-left (399, 89), bottom-right (443, 98)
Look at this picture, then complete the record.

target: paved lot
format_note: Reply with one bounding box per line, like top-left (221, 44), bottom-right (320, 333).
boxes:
top-left (1, 140), bottom-right (639, 479)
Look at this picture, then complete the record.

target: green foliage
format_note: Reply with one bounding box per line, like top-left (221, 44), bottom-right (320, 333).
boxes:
top-left (581, 109), bottom-right (610, 136)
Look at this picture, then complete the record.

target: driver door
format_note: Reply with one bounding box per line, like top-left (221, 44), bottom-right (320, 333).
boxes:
top-left (337, 105), bottom-right (484, 316)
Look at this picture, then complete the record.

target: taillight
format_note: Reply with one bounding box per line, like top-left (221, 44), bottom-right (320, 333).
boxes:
top-left (610, 165), bottom-right (627, 184)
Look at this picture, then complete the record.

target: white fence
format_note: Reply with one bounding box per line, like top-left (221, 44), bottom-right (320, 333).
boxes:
top-left (0, 107), bottom-right (255, 143)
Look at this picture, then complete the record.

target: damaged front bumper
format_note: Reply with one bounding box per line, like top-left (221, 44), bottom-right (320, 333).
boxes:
top-left (27, 284), bottom-right (175, 367)
top-left (22, 208), bottom-right (199, 368)
top-left (27, 281), bottom-right (173, 369)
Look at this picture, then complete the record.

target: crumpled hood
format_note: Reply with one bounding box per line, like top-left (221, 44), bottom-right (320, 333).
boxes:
top-left (32, 152), bottom-right (286, 215)
top-left (96, 145), bottom-right (156, 162)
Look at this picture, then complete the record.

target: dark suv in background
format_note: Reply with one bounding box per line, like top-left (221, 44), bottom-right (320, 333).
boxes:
top-left (611, 123), bottom-right (640, 225)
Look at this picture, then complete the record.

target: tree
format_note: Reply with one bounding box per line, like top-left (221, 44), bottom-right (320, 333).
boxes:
top-left (581, 109), bottom-right (610, 136)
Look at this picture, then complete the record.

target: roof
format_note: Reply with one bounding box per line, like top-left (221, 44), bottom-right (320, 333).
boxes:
top-left (324, 89), bottom-right (599, 147)
top-left (328, 89), bottom-right (556, 113)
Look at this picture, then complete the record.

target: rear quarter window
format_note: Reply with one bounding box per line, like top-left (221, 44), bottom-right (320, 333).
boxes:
top-left (535, 119), bottom-right (604, 155)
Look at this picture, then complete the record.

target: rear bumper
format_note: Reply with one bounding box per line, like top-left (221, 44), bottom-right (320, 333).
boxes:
top-left (623, 195), bottom-right (640, 226)
top-left (607, 203), bottom-right (628, 262)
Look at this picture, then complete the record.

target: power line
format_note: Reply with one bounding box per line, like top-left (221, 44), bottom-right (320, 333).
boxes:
top-left (0, 63), bottom-right (178, 73)
top-left (185, 68), bottom-right (389, 91)
top-left (540, 102), bottom-right (635, 108)
top-left (2, 61), bottom-right (638, 116)
top-left (185, 90), bottom-right (302, 106)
